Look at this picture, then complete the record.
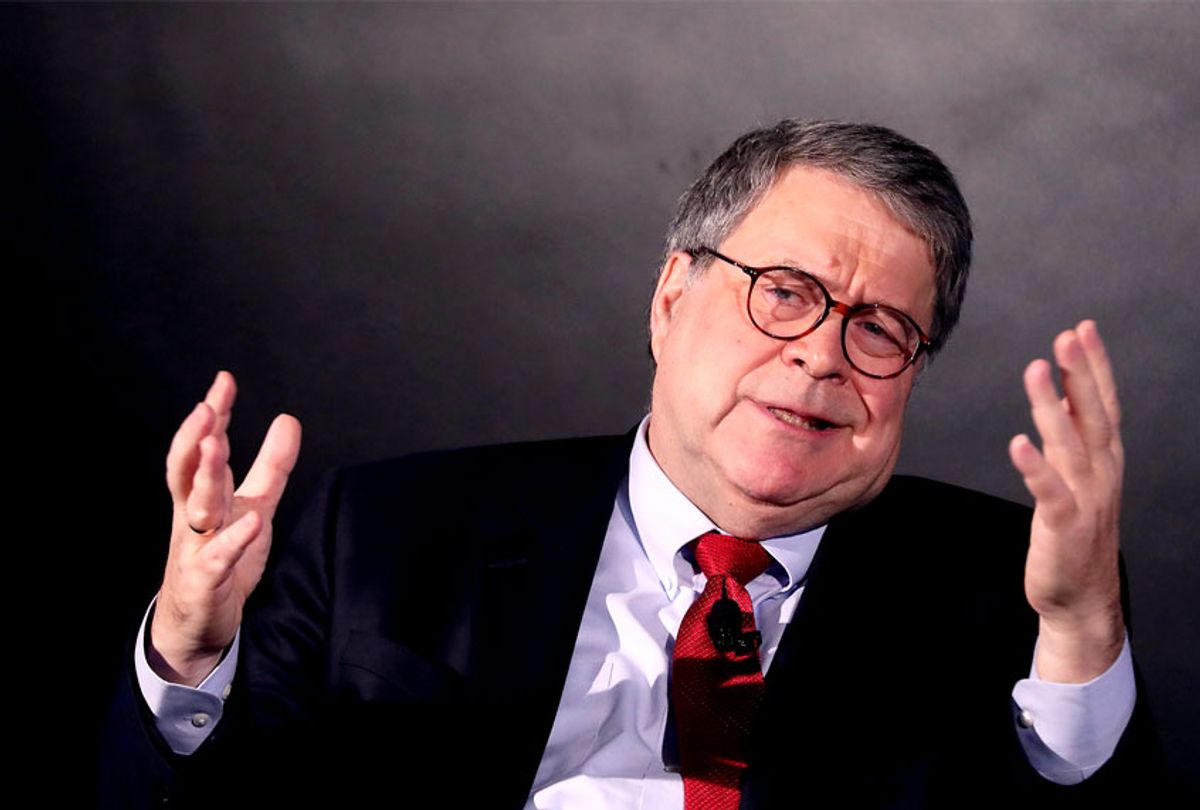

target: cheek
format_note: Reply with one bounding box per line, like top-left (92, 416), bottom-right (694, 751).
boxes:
top-left (856, 384), bottom-right (912, 447)
top-left (658, 294), bottom-right (770, 423)
top-left (714, 339), bottom-right (770, 411)
top-left (680, 325), bottom-right (752, 391)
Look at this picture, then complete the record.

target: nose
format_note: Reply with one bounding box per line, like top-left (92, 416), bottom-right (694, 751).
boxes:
top-left (779, 316), bottom-right (849, 380)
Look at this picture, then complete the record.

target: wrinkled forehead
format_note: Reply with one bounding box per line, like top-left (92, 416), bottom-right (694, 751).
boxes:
top-left (725, 166), bottom-right (938, 324)
top-left (768, 164), bottom-right (935, 259)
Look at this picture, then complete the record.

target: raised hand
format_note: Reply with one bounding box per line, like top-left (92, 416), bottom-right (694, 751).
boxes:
top-left (1008, 320), bottom-right (1125, 683)
top-left (148, 371), bottom-right (301, 686)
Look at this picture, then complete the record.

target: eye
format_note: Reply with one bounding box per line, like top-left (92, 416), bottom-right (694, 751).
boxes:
top-left (757, 271), bottom-right (823, 307)
top-left (748, 268), bottom-right (828, 333)
top-left (848, 311), bottom-right (912, 357)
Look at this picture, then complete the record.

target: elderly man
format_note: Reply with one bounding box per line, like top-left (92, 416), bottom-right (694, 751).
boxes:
top-left (105, 120), bottom-right (1149, 808)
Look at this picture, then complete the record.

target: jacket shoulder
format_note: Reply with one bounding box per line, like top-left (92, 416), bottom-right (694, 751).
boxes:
top-left (827, 474), bottom-right (1035, 587)
top-left (295, 433), bottom-right (634, 564)
top-left (339, 433), bottom-right (632, 490)
top-left (876, 474), bottom-right (1032, 523)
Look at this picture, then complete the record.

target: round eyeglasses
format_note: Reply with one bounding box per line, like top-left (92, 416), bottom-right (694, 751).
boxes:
top-left (690, 247), bottom-right (932, 379)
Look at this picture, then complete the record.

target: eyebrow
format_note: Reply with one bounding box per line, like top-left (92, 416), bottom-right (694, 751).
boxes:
top-left (759, 256), bottom-right (917, 317)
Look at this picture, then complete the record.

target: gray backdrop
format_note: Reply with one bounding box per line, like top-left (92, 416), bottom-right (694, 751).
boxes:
top-left (7, 1), bottom-right (1196, 795)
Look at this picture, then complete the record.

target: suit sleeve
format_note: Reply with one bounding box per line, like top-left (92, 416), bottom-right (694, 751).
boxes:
top-left (999, 554), bottom-right (1168, 806)
top-left (132, 600), bottom-right (239, 754)
top-left (1012, 633), bottom-right (1136, 782)
top-left (98, 469), bottom-right (343, 809)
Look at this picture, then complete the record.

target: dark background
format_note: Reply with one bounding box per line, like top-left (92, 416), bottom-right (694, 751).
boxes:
top-left (7, 1), bottom-right (1197, 797)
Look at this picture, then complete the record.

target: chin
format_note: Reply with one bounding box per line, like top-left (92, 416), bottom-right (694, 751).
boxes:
top-left (724, 447), bottom-right (897, 517)
top-left (722, 452), bottom-right (829, 508)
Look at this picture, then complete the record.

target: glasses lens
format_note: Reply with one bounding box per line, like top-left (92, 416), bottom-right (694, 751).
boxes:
top-left (749, 269), bottom-right (826, 337)
top-left (844, 308), bottom-right (920, 376)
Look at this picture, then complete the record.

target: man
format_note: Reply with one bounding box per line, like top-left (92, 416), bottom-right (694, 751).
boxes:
top-left (104, 120), bottom-right (1150, 808)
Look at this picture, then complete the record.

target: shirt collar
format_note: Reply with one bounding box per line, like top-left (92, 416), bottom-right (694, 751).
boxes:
top-left (627, 414), bottom-right (825, 598)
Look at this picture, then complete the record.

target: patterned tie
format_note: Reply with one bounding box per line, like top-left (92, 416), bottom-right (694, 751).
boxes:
top-left (672, 531), bottom-right (773, 810)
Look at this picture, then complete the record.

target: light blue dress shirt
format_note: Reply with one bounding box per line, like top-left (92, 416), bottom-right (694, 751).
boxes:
top-left (137, 416), bottom-right (1136, 801)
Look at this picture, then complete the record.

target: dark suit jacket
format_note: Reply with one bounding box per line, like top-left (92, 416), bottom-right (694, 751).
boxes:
top-left (102, 433), bottom-right (1159, 808)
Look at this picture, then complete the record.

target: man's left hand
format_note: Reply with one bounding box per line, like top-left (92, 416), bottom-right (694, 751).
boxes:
top-left (1009, 320), bottom-right (1126, 683)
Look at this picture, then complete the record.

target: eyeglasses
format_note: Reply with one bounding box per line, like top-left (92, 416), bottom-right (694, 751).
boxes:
top-left (690, 247), bottom-right (931, 379)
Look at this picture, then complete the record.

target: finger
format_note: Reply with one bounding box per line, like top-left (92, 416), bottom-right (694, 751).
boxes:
top-left (196, 509), bottom-right (264, 584)
top-left (237, 414), bottom-right (302, 510)
top-left (185, 434), bottom-right (231, 533)
top-left (1024, 359), bottom-right (1089, 477)
top-left (1054, 329), bottom-right (1113, 454)
top-left (204, 371), bottom-right (238, 440)
top-left (1076, 320), bottom-right (1121, 430)
top-left (1009, 434), bottom-right (1078, 527)
top-left (166, 402), bottom-right (216, 503)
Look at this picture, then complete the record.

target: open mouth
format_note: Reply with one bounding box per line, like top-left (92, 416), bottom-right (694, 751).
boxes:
top-left (766, 406), bottom-right (836, 431)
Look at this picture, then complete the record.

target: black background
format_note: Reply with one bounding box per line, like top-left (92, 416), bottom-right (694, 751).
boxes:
top-left (6, 2), bottom-right (1197, 798)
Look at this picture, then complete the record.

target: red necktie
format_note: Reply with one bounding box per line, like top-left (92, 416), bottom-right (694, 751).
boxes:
top-left (672, 531), bottom-right (773, 810)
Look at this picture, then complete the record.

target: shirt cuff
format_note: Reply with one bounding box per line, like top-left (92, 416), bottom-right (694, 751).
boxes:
top-left (133, 598), bottom-right (240, 755)
top-left (1011, 633), bottom-right (1135, 784)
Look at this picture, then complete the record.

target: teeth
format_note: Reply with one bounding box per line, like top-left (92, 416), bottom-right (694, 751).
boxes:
top-left (768, 407), bottom-right (830, 430)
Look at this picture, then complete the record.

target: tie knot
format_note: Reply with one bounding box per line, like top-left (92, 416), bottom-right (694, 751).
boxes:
top-left (693, 531), bottom-right (772, 586)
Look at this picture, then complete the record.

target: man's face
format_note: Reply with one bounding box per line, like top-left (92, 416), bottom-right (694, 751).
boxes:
top-left (648, 166), bottom-right (936, 538)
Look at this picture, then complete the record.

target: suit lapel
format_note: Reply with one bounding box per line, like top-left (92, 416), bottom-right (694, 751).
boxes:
top-left (473, 431), bottom-right (636, 804)
top-left (744, 479), bottom-right (915, 806)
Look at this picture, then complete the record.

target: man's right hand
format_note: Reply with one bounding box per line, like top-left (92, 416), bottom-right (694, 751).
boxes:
top-left (148, 371), bottom-right (302, 686)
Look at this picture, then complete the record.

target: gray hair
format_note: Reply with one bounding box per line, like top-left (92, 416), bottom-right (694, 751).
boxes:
top-left (663, 119), bottom-right (972, 356)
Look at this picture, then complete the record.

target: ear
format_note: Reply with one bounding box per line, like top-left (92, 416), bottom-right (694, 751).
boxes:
top-left (904, 352), bottom-right (931, 394)
top-left (649, 251), bottom-right (694, 363)
top-left (912, 350), bottom-right (931, 378)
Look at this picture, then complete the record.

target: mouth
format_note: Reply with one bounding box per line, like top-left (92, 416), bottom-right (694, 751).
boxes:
top-left (766, 406), bottom-right (838, 432)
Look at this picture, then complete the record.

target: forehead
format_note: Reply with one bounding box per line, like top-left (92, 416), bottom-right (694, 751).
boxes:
top-left (721, 166), bottom-right (936, 324)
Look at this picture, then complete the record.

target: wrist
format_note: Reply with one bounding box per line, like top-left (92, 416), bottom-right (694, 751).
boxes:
top-left (145, 641), bottom-right (222, 687)
top-left (147, 600), bottom-right (229, 686)
top-left (1035, 608), bottom-right (1125, 684)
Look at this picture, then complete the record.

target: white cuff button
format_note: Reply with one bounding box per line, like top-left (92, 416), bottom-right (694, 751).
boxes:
top-left (191, 712), bottom-right (211, 728)
top-left (1017, 709), bottom-right (1035, 729)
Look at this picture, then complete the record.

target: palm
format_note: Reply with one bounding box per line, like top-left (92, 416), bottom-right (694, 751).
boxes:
top-left (152, 372), bottom-right (301, 685)
top-left (1008, 321), bottom-right (1124, 682)
top-left (208, 491), bottom-right (275, 624)
top-left (1024, 503), bottom-right (1116, 619)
